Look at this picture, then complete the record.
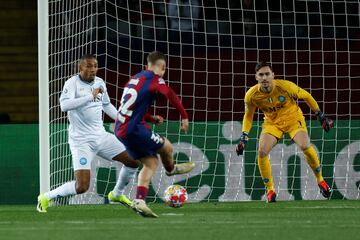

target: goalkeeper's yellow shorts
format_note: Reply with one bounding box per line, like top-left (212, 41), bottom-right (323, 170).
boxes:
top-left (261, 116), bottom-right (307, 140)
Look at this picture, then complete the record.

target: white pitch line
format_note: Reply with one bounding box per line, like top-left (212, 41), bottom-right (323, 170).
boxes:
top-left (161, 213), bottom-right (184, 216)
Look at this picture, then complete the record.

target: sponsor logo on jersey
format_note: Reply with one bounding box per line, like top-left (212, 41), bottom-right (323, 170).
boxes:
top-left (159, 78), bottom-right (166, 85)
top-left (79, 157), bottom-right (87, 165)
top-left (278, 96), bottom-right (286, 102)
top-left (268, 97), bottom-right (273, 103)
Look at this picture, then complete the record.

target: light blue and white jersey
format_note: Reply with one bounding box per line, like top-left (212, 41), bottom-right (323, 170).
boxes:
top-left (59, 74), bottom-right (112, 143)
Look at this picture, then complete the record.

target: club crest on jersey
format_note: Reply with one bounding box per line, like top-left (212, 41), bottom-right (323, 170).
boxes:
top-left (79, 157), bottom-right (87, 165)
top-left (278, 96), bottom-right (286, 102)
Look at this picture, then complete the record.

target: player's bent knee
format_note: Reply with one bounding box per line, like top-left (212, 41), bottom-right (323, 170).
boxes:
top-left (299, 143), bottom-right (311, 151)
top-left (258, 149), bottom-right (269, 158)
top-left (141, 157), bottom-right (158, 171)
top-left (75, 182), bottom-right (90, 194)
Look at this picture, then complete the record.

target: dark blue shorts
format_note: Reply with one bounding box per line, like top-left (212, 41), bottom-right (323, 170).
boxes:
top-left (118, 124), bottom-right (164, 160)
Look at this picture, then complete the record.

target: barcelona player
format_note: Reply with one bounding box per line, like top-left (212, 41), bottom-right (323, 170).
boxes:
top-left (115, 51), bottom-right (195, 217)
top-left (236, 62), bottom-right (333, 202)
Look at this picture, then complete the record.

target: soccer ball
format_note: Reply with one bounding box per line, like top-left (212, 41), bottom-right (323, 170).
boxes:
top-left (163, 184), bottom-right (188, 208)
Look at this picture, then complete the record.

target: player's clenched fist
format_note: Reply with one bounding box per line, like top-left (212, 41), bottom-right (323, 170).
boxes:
top-left (92, 88), bottom-right (102, 98)
top-left (236, 132), bottom-right (249, 155)
top-left (316, 111), bottom-right (333, 132)
top-left (152, 115), bottom-right (164, 125)
top-left (181, 118), bottom-right (189, 133)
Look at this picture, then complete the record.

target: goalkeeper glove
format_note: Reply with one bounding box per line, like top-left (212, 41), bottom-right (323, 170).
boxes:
top-left (236, 132), bottom-right (249, 156)
top-left (316, 111), bottom-right (333, 132)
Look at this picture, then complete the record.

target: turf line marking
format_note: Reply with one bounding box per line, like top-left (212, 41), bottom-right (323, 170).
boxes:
top-left (161, 213), bottom-right (184, 216)
top-left (285, 206), bottom-right (360, 209)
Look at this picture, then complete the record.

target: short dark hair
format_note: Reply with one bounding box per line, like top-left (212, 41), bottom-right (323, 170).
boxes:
top-left (147, 51), bottom-right (166, 65)
top-left (79, 54), bottom-right (97, 64)
top-left (255, 62), bottom-right (273, 72)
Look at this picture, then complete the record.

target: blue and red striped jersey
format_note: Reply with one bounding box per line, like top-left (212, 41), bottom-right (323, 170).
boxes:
top-left (115, 70), bottom-right (188, 138)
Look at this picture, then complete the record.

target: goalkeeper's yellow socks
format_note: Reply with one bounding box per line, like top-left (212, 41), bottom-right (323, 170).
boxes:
top-left (303, 146), bottom-right (324, 183)
top-left (258, 155), bottom-right (274, 192)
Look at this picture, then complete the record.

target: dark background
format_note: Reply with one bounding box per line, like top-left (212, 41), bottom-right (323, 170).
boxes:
top-left (1, 0), bottom-right (359, 124)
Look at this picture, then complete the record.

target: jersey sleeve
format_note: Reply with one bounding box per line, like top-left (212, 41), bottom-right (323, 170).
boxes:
top-left (59, 78), bottom-right (93, 112)
top-left (102, 92), bottom-right (118, 120)
top-left (154, 78), bottom-right (189, 119)
top-left (242, 89), bottom-right (256, 133)
top-left (100, 80), bottom-right (111, 105)
top-left (283, 80), bottom-right (320, 112)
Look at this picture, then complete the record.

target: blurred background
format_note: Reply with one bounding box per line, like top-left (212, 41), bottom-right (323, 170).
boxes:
top-left (1, 0), bottom-right (359, 124)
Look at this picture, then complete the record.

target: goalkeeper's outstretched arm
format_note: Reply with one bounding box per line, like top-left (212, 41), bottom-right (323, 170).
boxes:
top-left (296, 85), bottom-right (333, 132)
top-left (296, 87), bottom-right (320, 113)
top-left (242, 101), bottom-right (256, 134)
top-left (236, 99), bottom-right (256, 155)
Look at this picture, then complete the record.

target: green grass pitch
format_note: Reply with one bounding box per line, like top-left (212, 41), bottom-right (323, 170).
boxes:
top-left (0, 201), bottom-right (359, 240)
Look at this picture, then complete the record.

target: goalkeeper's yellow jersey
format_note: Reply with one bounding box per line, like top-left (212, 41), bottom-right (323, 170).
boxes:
top-left (242, 79), bottom-right (320, 133)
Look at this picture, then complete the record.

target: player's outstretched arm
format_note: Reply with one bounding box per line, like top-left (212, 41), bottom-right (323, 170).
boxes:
top-left (102, 101), bottom-right (118, 121)
top-left (236, 97), bottom-right (256, 156)
top-left (157, 84), bottom-right (189, 133)
top-left (296, 85), bottom-right (333, 133)
top-left (100, 82), bottom-right (118, 120)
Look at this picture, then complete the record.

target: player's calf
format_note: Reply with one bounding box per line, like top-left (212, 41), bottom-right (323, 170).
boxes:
top-left (74, 170), bottom-right (91, 194)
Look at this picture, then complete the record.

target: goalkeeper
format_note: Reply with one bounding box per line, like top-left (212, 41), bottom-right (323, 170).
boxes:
top-left (236, 62), bottom-right (333, 202)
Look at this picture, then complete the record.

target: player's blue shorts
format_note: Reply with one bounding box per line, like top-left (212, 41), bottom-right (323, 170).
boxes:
top-left (117, 124), bottom-right (164, 160)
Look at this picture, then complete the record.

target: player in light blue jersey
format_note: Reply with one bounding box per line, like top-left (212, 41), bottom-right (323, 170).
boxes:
top-left (37, 55), bottom-right (141, 212)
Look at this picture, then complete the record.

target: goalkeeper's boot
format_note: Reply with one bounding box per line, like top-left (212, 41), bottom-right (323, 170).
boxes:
top-left (266, 190), bottom-right (277, 203)
top-left (131, 199), bottom-right (159, 218)
top-left (36, 194), bottom-right (50, 213)
top-left (108, 191), bottom-right (132, 207)
top-left (166, 162), bottom-right (195, 176)
top-left (318, 180), bottom-right (332, 199)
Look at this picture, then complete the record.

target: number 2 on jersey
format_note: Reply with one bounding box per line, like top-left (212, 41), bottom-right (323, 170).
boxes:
top-left (118, 78), bottom-right (139, 123)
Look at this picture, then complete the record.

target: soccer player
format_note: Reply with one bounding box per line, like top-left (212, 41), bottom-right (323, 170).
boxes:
top-left (236, 62), bottom-right (333, 203)
top-left (37, 55), bottom-right (140, 212)
top-left (114, 51), bottom-right (195, 217)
